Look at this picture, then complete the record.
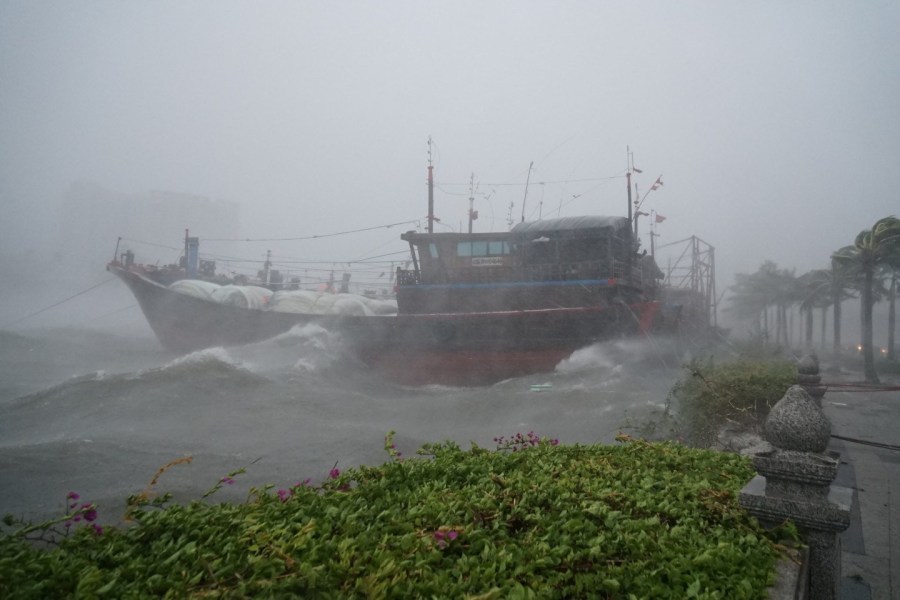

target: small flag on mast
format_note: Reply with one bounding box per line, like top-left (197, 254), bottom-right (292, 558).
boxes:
top-left (655, 214), bottom-right (667, 223)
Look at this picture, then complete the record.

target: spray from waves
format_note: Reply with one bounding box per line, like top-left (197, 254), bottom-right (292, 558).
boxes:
top-left (155, 346), bottom-right (241, 374)
top-left (556, 337), bottom-right (684, 376)
top-left (555, 343), bottom-right (622, 375)
top-left (213, 323), bottom-right (349, 376)
top-left (6, 347), bottom-right (265, 409)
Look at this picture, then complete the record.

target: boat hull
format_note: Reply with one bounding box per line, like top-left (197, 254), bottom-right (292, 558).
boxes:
top-left (109, 265), bottom-right (661, 385)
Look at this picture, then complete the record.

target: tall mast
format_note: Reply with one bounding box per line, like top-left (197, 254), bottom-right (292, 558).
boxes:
top-left (520, 161), bottom-right (534, 223)
top-left (625, 148), bottom-right (636, 283)
top-left (468, 172), bottom-right (475, 234)
top-left (427, 137), bottom-right (434, 234)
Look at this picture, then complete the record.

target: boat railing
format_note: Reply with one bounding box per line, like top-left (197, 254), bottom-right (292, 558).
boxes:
top-left (397, 269), bottom-right (420, 286)
top-left (519, 259), bottom-right (628, 282)
top-left (398, 259), bottom-right (636, 287)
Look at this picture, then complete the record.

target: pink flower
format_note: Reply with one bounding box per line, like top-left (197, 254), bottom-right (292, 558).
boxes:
top-left (220, 476), bottom-right (235, 485)
top-left (294, 478), bottom-right (312, 488)
top-left (66, 491), bottom-right (80, 501)
top-left (91, 524), bottom-right (103, 536)
top-left (81, 504), bottom-right (98, 522)
top-left (277, 489), bottom-right (292, 502)
top-left (434, 529), bottom-right (459, 548)
top-left (329, 468), bottom-right (341, 479)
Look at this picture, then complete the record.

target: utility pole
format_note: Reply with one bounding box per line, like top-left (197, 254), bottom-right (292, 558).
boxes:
top-left (468, 172), bottom-right (476, 234)
top-left (427, 137), bottom-right (434, 234)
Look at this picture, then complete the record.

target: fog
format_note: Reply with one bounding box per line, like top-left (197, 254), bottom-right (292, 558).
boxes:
top-left (2, 1), bottom-right (899, 333)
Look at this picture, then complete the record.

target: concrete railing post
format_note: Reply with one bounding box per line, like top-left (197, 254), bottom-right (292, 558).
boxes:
top-left (739, 383), bottom-right (852, 600)
top-left (795, 353), bottom-right (826, 406)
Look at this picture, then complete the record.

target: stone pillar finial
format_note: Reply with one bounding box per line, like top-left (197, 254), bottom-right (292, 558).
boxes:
top-left (764, 385), bottom-right (831, 453)
top-left (796, 354), bottom-right (826, 405)
top-left (739, 384), bottom-right (851, 600)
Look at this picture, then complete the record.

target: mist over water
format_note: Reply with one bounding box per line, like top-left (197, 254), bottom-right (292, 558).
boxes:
top-left (0, 326), bottom-right (680, 524)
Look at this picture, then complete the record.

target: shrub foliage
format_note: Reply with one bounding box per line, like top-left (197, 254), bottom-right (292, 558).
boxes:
top-left (668, 358), bottom-right (796, 447)
top-left (1, 436), bottom-right (781, 599)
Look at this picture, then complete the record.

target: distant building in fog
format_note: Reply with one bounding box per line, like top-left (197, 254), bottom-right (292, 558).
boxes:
top-left (54, 182), bottom-right (240, 269)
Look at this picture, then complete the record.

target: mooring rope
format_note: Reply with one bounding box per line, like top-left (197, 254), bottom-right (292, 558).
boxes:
top-left (831, 433), bottom-right (900, 452)
top-left (821, 382), bottom-right (900, 392)
top-left (1, 277), bottom-right (117, 328)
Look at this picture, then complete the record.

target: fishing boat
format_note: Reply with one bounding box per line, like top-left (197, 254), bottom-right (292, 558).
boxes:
top-left (109, 214), bottom-right (692, 385)
top-left (109, 155), bottom-right (715, 385)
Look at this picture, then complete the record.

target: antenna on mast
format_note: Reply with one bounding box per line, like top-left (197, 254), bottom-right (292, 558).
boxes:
top-left (520, 161), bottom-right (534, 223)
top-left (467, 173), bottom-right (476, 234)
top-left (427, 137), bottom-right (435, 234)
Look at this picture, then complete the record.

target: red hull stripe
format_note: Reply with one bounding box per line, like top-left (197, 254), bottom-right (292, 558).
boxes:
top-left (402, 278), bottom-right (617, 291)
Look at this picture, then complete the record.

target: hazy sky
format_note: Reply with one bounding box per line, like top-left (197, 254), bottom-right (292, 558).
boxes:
top-left (2, 1), bottom-right (899, 290)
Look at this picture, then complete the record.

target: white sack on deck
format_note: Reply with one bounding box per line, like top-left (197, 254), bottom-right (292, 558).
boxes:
top-left (212, 285), bottom-right (273, 309)
top-left (329, 296), bottom-right (372, 316)
top-left (267, 290), bottom-right (329, 314)
top-left (268, 291), bottom-right (397, 316)
top-left (365, 298), bottom-right (399, 315)
top-left (168, 279), bottom-right (221, 300)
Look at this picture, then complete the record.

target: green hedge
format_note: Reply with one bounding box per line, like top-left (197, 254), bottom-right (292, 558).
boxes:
top-left (668, 359), bottom-right (797, 447)
top-left (2, 436), bottom-right (782, 599)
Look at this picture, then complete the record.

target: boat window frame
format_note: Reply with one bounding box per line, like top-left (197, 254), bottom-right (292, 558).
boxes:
top-left (456, 240), bottom-right (510, 258)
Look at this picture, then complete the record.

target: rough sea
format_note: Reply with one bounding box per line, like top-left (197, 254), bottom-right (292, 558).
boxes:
top-left (0, 314), bottom-right (682, 527)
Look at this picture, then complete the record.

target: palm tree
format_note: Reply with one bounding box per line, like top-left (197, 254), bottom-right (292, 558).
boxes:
top-left (888, 269), bottom-right (897, 362)
top-left (771, 266), bottom-right (799, 348)
top-left (727, 261), bottom-right (800, 349)
top-left (830, 247), bottom-right (859, 360)
top-left (798, 269), bottom-right (833, 351)
top-left (833, 216), bottom-right (900, 382)
top-left (727, 271), bottom-right (770, 338)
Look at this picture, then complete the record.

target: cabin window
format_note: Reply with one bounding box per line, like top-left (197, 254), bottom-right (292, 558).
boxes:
top-left (457, 241), bottom-right (510, 257)
top-left (429, 243), bottom-right (439, 258)
top-left (489, 241), bottom-right (509, 255)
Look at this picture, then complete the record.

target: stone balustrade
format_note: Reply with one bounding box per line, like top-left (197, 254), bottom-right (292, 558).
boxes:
top-left (739, 356), bottom-right (852, 600)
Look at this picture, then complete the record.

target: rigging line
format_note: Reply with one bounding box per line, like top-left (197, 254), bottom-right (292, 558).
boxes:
top-left (831, 433), bottom-right (900, 452)
top-left (349, 250), bottom-right (409, 263)
top-left (120, 238), bottom-right (182, 251)
top-left (436, 175), bottom-right (625, 187)
top-left (1, 277), bottom-right (117, 328)
top-left (434, 185), bottom-right (471, 197)
top-left (201, 220), bottom-right (420, 243)
top-left (85, 303), bottom-right (138, 323)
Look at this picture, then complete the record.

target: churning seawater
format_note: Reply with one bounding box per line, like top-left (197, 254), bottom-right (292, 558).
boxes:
top-left (0, 325), bottom-right (681, 525)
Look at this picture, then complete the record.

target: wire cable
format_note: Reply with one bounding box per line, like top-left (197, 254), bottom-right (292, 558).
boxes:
top-left (831, 433), bottom-right (900, 452)
top-left (202, 220), bottom-right (419, 243)
top-left (2, 277), bottom-right (117, 328)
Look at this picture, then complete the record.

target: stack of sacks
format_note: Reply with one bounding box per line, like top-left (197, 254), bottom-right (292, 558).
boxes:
top-left (211, 285), bottom-right (273, 309)
top-left (268, 291), bottom-right (398, 316)
top-left (365, 298), bottom-right (399, 315)
top-left (168, 280), bottom-right (221, 300)
top-left (169, 281), bottom-right (397, 316)
top-left (267, 290), bottom-right (327, 314)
